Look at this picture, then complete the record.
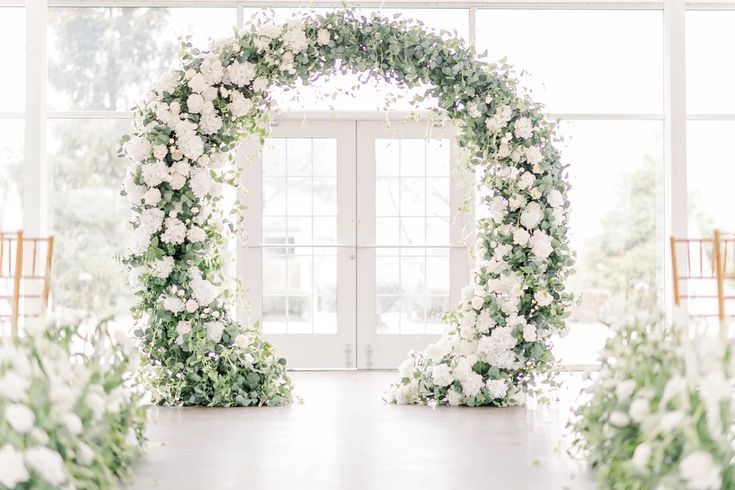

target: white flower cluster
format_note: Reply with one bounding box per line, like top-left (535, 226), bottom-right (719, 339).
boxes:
top-left (573, 321), bottom-right (735, 489)
top-left (0, 322), bottom-right (146, 489)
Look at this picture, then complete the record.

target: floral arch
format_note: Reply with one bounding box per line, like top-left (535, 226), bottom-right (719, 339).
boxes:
top-left (121, 10), bottom-right (573, 407)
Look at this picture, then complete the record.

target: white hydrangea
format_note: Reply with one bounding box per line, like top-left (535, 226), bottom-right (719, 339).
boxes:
top-left (205, 321), bottom-right (225, 342)
top-left (485, 379), bottom-right (508, 399)
top-left (513, 227), bottom-right (530, 246)
top-left (123, 172), bottom-right (146, 204)
top-left (163, 296), bottom-right (185, 314)
top-left (189, 167), bottom-right (213, 199)
top-left (282, 24), bottom-right (309, 53)
top-left (0, 444), bottom-right (29, 487)
top-left (485, 105), bottom-right (513, 134)
top-left (178, 133), bottom-right (204, 161)
top-left (460, 371), bottom-right (484, 398)
top-left (513, 117), bottom-right (534, 139)
top-left (161, 217), bottom-right (187, 245)
top-left (228, 91), bottom-right (254, 117)
top-left (199, 113), bottom-right (223, 135)
top-left (190, 273), bottom-right (217, 307)
top-left (518, 171), bottom-right (535, 190)
top-left (4, 404), bottom-right (34, 433)
top-left (430, 363), bottom-right (454, 387)
top-left (143, 187), bottom-right (161, 206)
top-left (187, 72), bottom-right (209, 94)
top-left (154, 70), bottom-right (180, 96)
top-left (525, 145), bottom-right (543, 165)
top-left (176, 321), bottom-right (191, 336)
top-left (141, 161), bottom-right (170, 188)
top-left (187, 93), bottom-right (204, 113)
top-left (200, 56), bottom-right (224, 85)
top-left (522, 324), bottom-right (537, 342)
top-left (225, 60), bottom-right (257, 87)
top-left (149, 256), bottom-right (175, 279)
top-left (533, 290), bottom-right (553, 307)
top-left (24, 446), bottom-right (67, 485)
top-left (139, 208), bottom-right (165, 235)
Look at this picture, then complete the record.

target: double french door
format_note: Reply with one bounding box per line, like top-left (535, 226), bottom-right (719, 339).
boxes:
top-left (238, 119), bottom-right (470, 368)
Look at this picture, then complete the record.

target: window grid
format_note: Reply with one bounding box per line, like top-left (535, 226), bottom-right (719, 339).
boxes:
top-left (375, 138), bottom-right (451, 335)
top-left (262, 138), bottom-right (338, 335)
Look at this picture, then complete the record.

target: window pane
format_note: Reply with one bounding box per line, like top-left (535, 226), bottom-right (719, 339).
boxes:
top-left (0, 8), bottom-right (25, 112)
top-left (687, 11), bottom-right (735, 114)
top-left (0, 120), bottom-right (24, 230)
top-left (476, 10), bottom-right (663, 114)
top-left (48, 119), bottom-right (132, 317)
top-left (375, 138), bottom-right (451, 335)
top-left (48, 8), bottom-right (236, 111)
top-left (556, 120), bottom-right (664, 364)
top-left (261, 137), bottom-right (338, 334)
top-left (687, 121), bottom-right (735, 236)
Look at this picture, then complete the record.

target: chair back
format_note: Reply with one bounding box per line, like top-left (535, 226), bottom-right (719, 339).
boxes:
top-left (0, 231), bottom-right (54, 336)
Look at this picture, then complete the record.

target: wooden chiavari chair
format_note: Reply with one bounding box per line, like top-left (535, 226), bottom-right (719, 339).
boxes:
top-left (670, 229), bottom-right (735, 325)
top-left (0, 231), bottom-right (54, 336)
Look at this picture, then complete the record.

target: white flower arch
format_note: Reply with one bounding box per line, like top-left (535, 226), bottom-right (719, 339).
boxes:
top-left (122, 10), bottom-right (573, 407)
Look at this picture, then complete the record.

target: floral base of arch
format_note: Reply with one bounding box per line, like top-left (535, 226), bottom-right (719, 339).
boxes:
top-left (122, 9), bottom-right (573, 407)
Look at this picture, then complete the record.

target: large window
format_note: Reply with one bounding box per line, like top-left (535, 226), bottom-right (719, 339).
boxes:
top-left (477, 9), bottom-right (665, 365)
top-left (0, 8), bottom-right (25, 231)
top-left (10, 2), bottom-right (701, 367)
top-left (686, 10), bottom-right (735, 237)
top-left (47, 7), bottom-right (237, 316)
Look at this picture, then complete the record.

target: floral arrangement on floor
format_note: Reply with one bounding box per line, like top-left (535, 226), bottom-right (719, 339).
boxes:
top-left (121, 8), bottom-right (572, 407)
top-left (0, 319), bottom-right (147, 489)
top-left (571, 320), bottom-right (734, 489)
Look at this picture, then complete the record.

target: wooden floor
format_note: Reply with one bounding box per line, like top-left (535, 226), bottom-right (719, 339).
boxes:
top-left (130, 371), bottom-right (597, 490)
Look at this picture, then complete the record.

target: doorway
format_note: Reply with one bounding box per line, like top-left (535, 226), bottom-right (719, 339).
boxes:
top-left (238, 118), bottom-right (470, 368)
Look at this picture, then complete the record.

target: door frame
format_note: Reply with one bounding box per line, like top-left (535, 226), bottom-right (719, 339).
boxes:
top-left (237, 119), bottom-right (358, 368)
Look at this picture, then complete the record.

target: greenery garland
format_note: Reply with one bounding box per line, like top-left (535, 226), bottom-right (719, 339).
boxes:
top-left (121, 9), bottom-right (573, 407)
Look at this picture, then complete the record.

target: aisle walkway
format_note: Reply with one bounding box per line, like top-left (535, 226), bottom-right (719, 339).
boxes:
top-left (129, 371), bottom-right (596, 490)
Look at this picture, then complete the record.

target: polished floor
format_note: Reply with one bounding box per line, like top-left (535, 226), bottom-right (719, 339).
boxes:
top-left (130, 371), bottom-right (597, 490)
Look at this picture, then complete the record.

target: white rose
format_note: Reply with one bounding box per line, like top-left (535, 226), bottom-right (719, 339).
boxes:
top-left (680, 451), bottom-right (721, 490)
top-left (513, 227), bottom-right (530, 246)
top-left (152, 144), bottom-right (168, 161)
top-left (631, 443), bottom-right (651, 472)
top-left (533, 291), bottom-right (553, 307)
top-left (529, 230), bottom-right (553, 260)
top-left (185, 299), bottom-right (199, 313)
top-left (608, 411), bottom-right (630, 428)
top-left (547, 189), bottom-right (564, 208)
top-left (520, 202), bottom-right (544, 229)
top-left (317, 28), bottom-right (331, 46)
top-left (187, 226), bottom-right (206, 243)
top-left (5, 404), bottom-right (34, 433)
top-left (176, 321), bottom-right (192, 336)
top-left (234, 334), bottom-right (251, 348)
top-left (525, 145), bottom-right (543, 165)
top-left (629, 398), bottom-right (649, 423)
top-left (253, 76), bottom-right (268, 92)
top-left (518, 171), bottom-right (535, 190)
top-left (615, 379), bottom-right (636, 401)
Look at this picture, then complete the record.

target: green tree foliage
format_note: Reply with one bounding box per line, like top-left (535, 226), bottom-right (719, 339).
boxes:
top-left (571, 156), bottom-right (661, 322)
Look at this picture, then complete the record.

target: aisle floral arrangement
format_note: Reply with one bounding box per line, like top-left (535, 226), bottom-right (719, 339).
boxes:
top-left (122, 8), bottom-right (572, 407)
top-left (571, 320), bottom-right (734, 489)
top-left (0, 320), bottom-right (147, 489)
